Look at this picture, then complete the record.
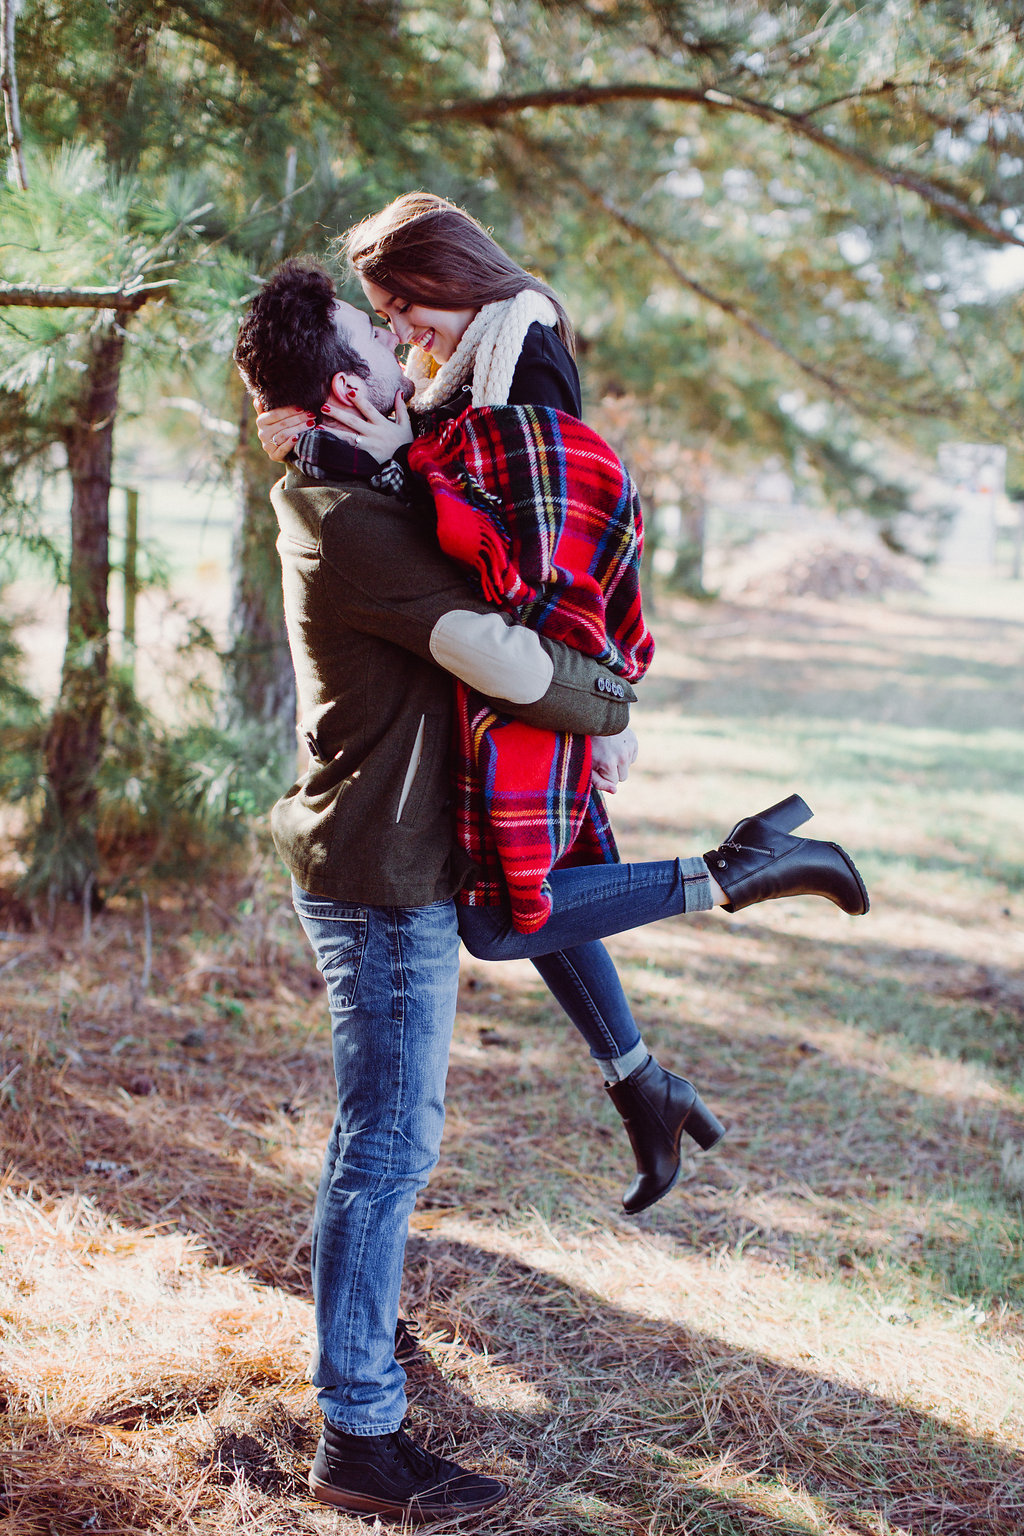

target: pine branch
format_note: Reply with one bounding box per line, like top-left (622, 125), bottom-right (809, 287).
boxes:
top-left (557, 171), bottom-right (859, 405)
top-left (428, 82), bottom-right (1024, 250)
top-left (0, 281), bottom-right (174, 310)
top-left (508, 130), bottom-right (956, 424)
top-left (802, 81), bottom-right (934, 117)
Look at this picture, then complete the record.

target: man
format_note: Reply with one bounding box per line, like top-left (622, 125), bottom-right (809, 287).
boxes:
top-left (234, 260), bottom-right (634, 1522)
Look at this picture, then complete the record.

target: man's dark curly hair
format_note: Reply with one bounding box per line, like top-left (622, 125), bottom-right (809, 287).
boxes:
top-left (234, 257), bottom-right (371, 412)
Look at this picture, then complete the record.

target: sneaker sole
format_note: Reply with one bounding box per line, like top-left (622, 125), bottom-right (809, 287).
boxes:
top-left (308, 1471), bottom-right (508, 1522)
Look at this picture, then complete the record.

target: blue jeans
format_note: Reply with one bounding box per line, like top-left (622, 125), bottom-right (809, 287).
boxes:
top-left (292, 883), bottom-right (461, 1435)
top-left (457, 857), bottom-right (712, 1063)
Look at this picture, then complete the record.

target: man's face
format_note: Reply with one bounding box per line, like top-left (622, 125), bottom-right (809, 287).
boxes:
top-left (332, 301), bottom-right (416, 413)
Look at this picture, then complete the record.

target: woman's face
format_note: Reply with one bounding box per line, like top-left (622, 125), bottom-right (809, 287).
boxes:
top-left (359, 277), bottom-right (477, 364)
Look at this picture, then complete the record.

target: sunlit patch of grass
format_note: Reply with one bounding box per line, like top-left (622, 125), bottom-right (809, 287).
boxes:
top-left (915, 1183), bottom-right (1024, 1307)
top-left (789, 972), bottom-right (1024, 1088)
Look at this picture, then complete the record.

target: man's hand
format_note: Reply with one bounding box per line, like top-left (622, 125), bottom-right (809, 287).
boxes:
top-left (321, 379), bottom-right (414, 463)
top-left (256, 405), bottom-right (314, 461)
top-left (590, 725), bottom-right (638, 794)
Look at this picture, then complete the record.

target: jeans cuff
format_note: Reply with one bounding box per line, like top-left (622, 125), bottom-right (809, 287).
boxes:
top-left (597, 1038), bottom-right (649, 1081)
top-left (680, 856), bottom-right (714, 912)
top-left (321, 1413), bottom-right (406, 1437)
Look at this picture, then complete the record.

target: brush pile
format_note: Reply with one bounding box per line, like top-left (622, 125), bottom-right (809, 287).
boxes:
top-left (716, 526), bottom-right (923, 602)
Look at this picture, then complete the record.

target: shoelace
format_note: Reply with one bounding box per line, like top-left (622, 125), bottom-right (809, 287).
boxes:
top-left (394, 1316), bottom-right (422, 1358)
top-left (393, 1423), bottom-right (459, 1483)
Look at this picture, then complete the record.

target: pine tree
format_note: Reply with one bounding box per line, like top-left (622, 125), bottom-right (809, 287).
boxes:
top-left (0, 149), bottom-right (190, 893)
top-left (0, 0), bottom-right (449, 895)
top-left (3, 0), bottom-right (1021, 896)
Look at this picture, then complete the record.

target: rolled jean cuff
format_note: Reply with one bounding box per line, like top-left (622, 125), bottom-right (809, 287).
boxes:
top-left (319, 1407), bottom-right (406, 1436)
top-left (678, 855), bottom-right (714, 911)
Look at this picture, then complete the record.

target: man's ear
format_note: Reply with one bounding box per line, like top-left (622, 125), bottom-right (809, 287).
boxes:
top-left (327, 371), bottom-right (357, 405)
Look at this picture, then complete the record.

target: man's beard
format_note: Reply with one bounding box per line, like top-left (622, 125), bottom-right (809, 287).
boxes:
top-left (368, 371), bottom-right (416, 414)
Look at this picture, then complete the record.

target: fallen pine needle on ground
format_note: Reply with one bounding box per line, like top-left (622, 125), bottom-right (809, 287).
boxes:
top-left (1, 573), bottom-right (1022, 1535)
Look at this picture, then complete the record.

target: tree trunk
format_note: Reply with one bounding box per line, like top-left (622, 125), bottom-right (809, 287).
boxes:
top-left (663, 490), bottom-right (708, 597)
top-left (222, 379), bottom-right (296, 758)
top-left (40, 319), bottom-right (124, 898)
top-left (104, 2), bottom-right (153, 172)
top-left (1, 0), bottom-right (28, 190)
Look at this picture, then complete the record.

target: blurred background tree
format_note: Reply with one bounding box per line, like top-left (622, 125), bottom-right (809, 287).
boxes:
top-left (1, 0), bottom-right (1021, 900)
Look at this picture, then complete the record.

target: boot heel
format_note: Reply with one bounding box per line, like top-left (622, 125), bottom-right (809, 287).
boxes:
top-left (682, 1095), bottom-right (726, 1151)
top-left (759, 793), bottom-right (812, 835)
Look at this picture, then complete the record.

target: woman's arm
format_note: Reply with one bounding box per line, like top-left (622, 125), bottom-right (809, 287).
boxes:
top-left (256, 405), bottom-right (316, 460)
top-left (255, 383), bottom-right (413, 465)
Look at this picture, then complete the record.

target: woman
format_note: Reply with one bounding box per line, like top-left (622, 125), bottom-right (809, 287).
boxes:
top-left (256, 194), bottom-right (869, 1214)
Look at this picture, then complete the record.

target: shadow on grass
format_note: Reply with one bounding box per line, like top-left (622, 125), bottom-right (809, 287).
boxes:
top-left (644, 600), bottom-right (1024, 741)
top-left (0, 1433), bottom-right (180, 1536)
top-left (4, 1224), bottom-right (1021, 1536)
top-left (2, 1402), bottom-right (319, 1536)
top-left (393, 1233), bottom-right (1024, 1536)
top-left (2, 911), bottom-right (1021, 1300)
top-left (2, 1026), bottom-right (1022, 1531)
top-left (642, 673), bottom-right (1024, 741)
top-left (695, 920), bottom-right (1024, 1086)
top-left (2, 861), bottom-right (1021, 1533)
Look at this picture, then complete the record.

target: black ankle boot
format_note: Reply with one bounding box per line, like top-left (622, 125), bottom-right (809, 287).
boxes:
top-left (705, 793), bottom-right (869, 915)
top-left (606, 1055), bottom-right (726, 1215)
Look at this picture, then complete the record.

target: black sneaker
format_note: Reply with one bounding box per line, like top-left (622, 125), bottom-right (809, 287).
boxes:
top-left (309, 1420), bottom-right (507, 1521)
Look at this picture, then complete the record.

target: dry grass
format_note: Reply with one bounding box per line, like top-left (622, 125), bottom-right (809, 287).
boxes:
top-left (1, 571), bottom-right (1022, 1534)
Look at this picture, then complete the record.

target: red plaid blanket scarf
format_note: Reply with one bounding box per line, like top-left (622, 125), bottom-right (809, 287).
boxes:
top-left (407, 405), bottom-right (654, 933)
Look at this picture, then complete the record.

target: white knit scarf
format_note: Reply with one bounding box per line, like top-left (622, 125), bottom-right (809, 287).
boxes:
top-left (408, 290), bottom-right (559, 412)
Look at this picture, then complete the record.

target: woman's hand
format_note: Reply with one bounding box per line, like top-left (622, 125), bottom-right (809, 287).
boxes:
top-left (256, 405), bottom-right (315, 461)
top-left (321, 378), bottom-right (413, 462)
top-left (590, 726), bottom-right (639, 794)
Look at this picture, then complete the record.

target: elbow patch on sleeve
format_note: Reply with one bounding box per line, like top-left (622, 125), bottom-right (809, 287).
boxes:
top-left (429, 610), bottom-right (553, 704)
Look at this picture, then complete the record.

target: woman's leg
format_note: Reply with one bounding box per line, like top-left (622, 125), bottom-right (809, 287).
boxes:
top-left (459, 786), bottom-right (871, 961)
top-left (456, 798), bottom-right (868, 1213)
top-left (459, 857), bottom-right (710, 1083)
top-left (529, 943), bottom-right (647, 1078)
top-left (459, 861), bottom-right (725, 1216)
top-left (458, 856), bottom-right (713, 965)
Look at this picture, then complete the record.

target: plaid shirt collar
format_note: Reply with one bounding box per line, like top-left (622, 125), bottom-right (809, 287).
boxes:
top-left (292, 427), bottom-right (380, 483)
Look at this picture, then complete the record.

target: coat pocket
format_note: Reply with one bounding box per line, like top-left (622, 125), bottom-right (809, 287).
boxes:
top-left (394, 712), bottom-right (442, 828)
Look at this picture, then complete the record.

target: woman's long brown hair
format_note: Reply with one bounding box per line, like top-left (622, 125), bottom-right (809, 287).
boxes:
top-left (338, 192), bottom-right (576, 356)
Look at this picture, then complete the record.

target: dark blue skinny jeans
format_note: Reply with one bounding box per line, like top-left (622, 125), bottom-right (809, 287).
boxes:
top-left (457, 856), bottom-right (713, 1063)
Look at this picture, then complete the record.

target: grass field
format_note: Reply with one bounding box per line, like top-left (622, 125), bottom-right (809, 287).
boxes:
top-left (1, 570), bottom-right (1022, 1534)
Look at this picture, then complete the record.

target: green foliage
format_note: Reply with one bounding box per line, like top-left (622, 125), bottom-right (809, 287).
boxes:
top-left (6, 1), bottom-right (1024, 488)
top-left (0, 143), bottom-right (211, 485)
top-left (10, 654), bottom-right (292, 899)
top-left (95, 673), bottom-right (292, 881)
top-left (447, 1), bottom-right (1024, 479)
top-left (2, 0), bottom-right (1023, 888)
top-left (0, 610), bottom-right (44, 809)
